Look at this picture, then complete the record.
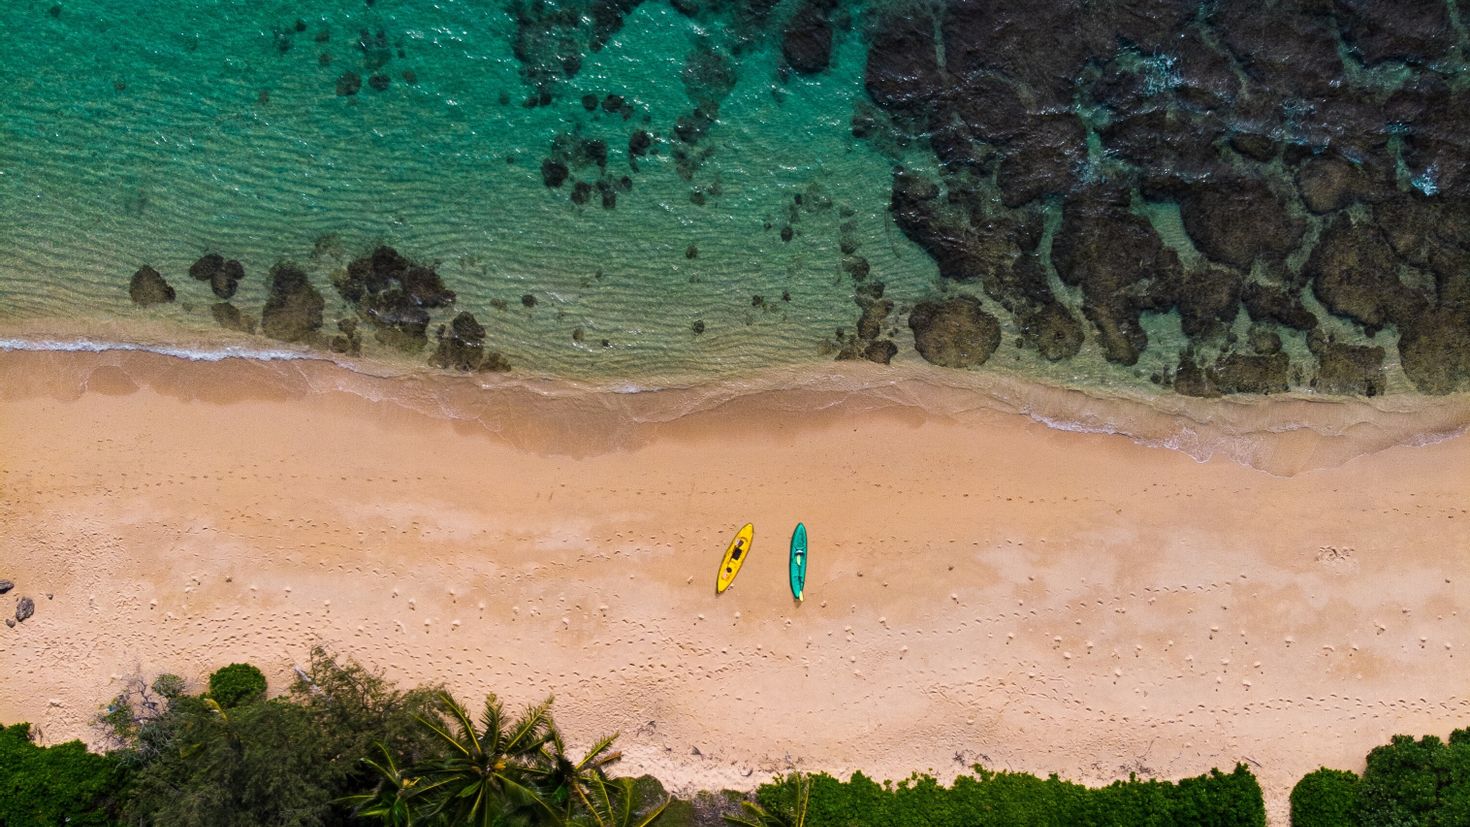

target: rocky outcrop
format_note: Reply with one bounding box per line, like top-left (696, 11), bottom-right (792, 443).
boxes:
top-left (15, 596), bottom-right (34, 623)
top-left (1334, 0), bottom-right (1454, 66)
top-left (908, 295), bottom-right (1001, 369)
top-left (189, 253), bottom-right (245, 300)
top-left (1179, 177), bottom-right (1306, 271)
top-left (261, 262), bottom-right (325, 343)
top-left (337, 247), bottom-right (456, 352)
top-left (1309, 331), bottom-right (1385, 396)
top-left (782, 0), bottom-right (836, 75)
top-left (1052, 193), bottom-right (1181, 366)
top-left (1307, 216), bottom-right (1416, 336)
top-left (430, 311), bottom-right (509, 372)
top-left (1211, 352), bottom-right (1290, 395)
top-left (210, 303), bottom-right (256, 334)
top-left (129, 266), bottom-right (175, 306)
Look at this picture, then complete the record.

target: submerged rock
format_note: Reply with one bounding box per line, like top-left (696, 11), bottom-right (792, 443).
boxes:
top-left (908, 295), bottom-right (1001, 369)
top-left (862, 339), bottom-right (897, 364)
top-left (1052, 194), bottom-right (1181, 366)
top-left (1335, 0), bottom-right (1454, 66)
top-left (1309, 331), bottom-right (1385, 396)
top-left (1242, 283), bottom-right (1317, 331)
top-left (1210, 351), bottom-right (1290, 395)
top-left (261, 262), bottom-right (324, 342)
top-left (189, 253), bottom-right (245, 300)
top-left (1307, 216), bottom-right (1415, 336)
top-left (338, 247), bottom-right (456, 352)
top-left (1020, 301), bottom-right (1084, 362)
top-left (128, 265), bottom-right (175, 306)
top-left (1397, 306), bottom-right (1470, 394)
top-left (1179, 177), bottom-right (1306, 271)
top-left (782, 0), bottom-right (836, 75)
top-left (210, 303), bottom-right (256, 334)
top-left (336, 71), bottom-right (361, 96)
top-left (430, 311), bottom-right (507, 372)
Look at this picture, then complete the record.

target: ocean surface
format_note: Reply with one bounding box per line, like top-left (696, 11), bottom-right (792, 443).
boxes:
top-left (2, 0), bottom-right (1468, 399)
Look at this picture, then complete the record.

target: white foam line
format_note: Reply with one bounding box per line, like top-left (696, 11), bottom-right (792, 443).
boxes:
top-left (0, 337), bottom-right (312, 363)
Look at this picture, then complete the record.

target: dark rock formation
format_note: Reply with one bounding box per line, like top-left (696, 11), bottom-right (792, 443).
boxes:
top-left (856, 297), bottom-right (892, 341)
top-left (129, 266), bottom-right (175, 306)
top-left (1210, 351), bottom-right (1289, 395)
top-left (1179, 177), bottom-right (1306, 271)
top-left (629, 130), bottom-right (652, 157)
top-left (1177, 265), bottom-right (1243, 338)
top-left (864, 9), bottom-right (942, 116)
top-left (908, 295), bottom-right (1001, 368)
top-left (1242, 283), bottom-right (1317, 331)
top-left (1309, 331), bottom-right (1385, 396)
top-left (782, 0), bottom-right (836, 75)
top-left (15, 596), bottom-right (34, 623)
top-left (338, 247), bottom-right (456, 352)
top-left (541, 159), bottom-right (569, 188)
top-left (1247, 324), bottom-right (1282, 355)
top-left (995, 116), bottom-right (1087, 207)
top-left (1052, 194), bottom-right (1181, 365)
top-left (211, 303), bottom-right (256, 334)
top-left (261, 262), bottom-right (324, 342)
top-left (0, 580), bottom-right (11, 594)
top-left (189, 253), bottom-right (245, 300)
top-left (862, 339), bottom-right (898, 364)
top-left (1174, 353), bottom-right (1220, 398)
top-left (1398, 306), bottom-right (1470, 393)
top-left (1295, 154), bottom-right (1388, 214)
top-left (1307, 216), bottom-right (1415, 336)
top-left (683, 45), bottom-right (736, 110)
top-left (430, 311), bottom-right (508, 372)
top-left (1020, 301), bottom-right (1084, 362)
top-left (1334, 0), bottom-right (1454, 66)
top-left (336, 71), bottom-right (361, 96)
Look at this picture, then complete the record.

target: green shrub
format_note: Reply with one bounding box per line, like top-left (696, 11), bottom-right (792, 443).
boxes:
top-left (0, 722), bottom-right (126, 826)
top-left (208, 662), bottom-right (267, 708)
top-left (755, 763), bottom-right (1265, 826)
top-left (1290, 768), bottom-right (1359, 827)
top-left (123, 649), bottom-right (445, 826)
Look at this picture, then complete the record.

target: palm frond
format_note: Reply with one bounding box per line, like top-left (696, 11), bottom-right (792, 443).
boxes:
top-left (477, 693), bottom-right (506, 756)
top-left (416, 713), bottom-right (473, 760)
top-left (503, 695), bottom-right (555, 755)
top-left (574, 733), bottom-right (623, 774)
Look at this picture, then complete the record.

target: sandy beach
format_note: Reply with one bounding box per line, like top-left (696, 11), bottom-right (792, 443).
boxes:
top-left (3, 349), bottom-right (1470, 824)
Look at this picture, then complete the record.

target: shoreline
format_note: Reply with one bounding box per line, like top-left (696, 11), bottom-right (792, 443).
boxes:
top-left (3, 336), bottom-right (1470, 475)
top-left (4, 349), bottom-right (1470, 825)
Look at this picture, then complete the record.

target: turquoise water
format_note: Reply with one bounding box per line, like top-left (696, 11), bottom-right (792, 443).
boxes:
top-left (0, 0), bottom-right (953, 380)
top-left (1, 0), bottom-right (1460, 398)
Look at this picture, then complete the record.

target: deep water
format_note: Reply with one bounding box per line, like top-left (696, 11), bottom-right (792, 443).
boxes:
top-left (2, 0), bottom-right (1468, 397)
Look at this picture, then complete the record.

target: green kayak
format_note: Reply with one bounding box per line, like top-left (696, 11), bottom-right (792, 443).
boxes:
top-left (789, 522), bottom-right (808, 601)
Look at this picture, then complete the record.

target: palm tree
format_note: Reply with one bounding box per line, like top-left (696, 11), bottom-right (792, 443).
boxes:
top-left (724, 773), bottom-right (811, 827)
top-left (540, 725), bottom-right (624, 824)
top-left (412, 691), bottom-right (561, 827)
top-left (344, 743), bottom-right (441, 826)
top-left (575, 775), bottom-right (670, 827)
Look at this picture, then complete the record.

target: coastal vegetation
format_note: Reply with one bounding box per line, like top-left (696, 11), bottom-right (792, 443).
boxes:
top-left (1291, 731), bottom-right (1470, 826)
top-left (744, 765), bottom-right (1265, 826)
top-left (12, 649), bottom-right (1470, 826)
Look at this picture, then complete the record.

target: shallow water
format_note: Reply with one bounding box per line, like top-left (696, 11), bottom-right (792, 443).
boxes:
top-left (1, 0), bottom-right (935, 378)
top-left (1, 0), bottom-right (1466, 402)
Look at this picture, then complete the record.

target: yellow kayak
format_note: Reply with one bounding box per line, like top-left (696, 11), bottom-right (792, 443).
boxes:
top-left (716, 523), bottom-right (754, 594)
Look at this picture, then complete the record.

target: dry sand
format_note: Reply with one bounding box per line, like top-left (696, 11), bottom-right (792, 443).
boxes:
top-left (2, 349), bottom-right (1470, 824)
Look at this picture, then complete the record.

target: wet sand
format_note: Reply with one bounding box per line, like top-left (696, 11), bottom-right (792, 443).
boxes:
top-left (2, 349), bottom-right (1469, 823)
